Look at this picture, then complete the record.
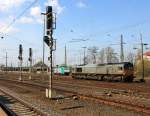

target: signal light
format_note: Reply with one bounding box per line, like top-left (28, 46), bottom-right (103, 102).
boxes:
top-left (29, 48), bottom-right (32, 58)
top-left (44, 36), bottom-right (51, 46)
top-left (19, 44), bottom-right (23, 55)
top-left (18, 56), bottom-right (22, 60)
top-left (48, 57), bottom-right (50, 61)
top-left (28, 58), bottom-right (31, 61)
top-left (46, 6), bottom-right (53, 30)
top-left (18, 44), bottom-right (23, 61)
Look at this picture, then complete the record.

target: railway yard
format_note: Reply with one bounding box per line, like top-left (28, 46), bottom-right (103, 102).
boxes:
top-left (0, 72), bottom-right (150, 116)
top-left (0, 1), bottom-right (150, 116)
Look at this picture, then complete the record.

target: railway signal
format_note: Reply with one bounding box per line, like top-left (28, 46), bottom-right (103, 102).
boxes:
top-left (18, 44), bottom-right (23, 61)
top-left (44, 36), bottom-right (50, 46)
top-left (28, 48), bottom-right (32, 80)
top-left (44, 6), bottom-right (56, 99)
top-left (46, 6), bottom-right (53, 35)
top-left (18, 44), bottom-right (23, 81)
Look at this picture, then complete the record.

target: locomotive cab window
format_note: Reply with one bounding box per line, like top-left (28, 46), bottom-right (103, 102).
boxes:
top-left (76, 68), bottom-right (82, 72)
top-left (124, 63), bottom-right (134, 70)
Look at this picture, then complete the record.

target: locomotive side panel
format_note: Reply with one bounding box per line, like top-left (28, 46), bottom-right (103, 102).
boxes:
top-left (107, 64), bottom-right (124, 75)
top-left (84, 66), bottom-right (96, 74)
top-left (96, 65), bottom-right (107, 74)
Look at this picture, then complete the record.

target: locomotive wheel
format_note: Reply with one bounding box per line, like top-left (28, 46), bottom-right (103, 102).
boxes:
top-left (128, 77), bottom-right (133, 82)
top-left (123, 77), bottom-right (128, 82)
top-left (123, 77), bottom-right (133, 82)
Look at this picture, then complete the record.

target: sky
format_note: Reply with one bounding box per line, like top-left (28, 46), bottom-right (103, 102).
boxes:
top-left (0, 0), bottom-right (150, 66)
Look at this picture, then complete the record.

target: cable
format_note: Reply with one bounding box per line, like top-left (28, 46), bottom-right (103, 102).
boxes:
top-left (73, 18), bottom-right (150, 41)
top-left (1, 0), bottom-right (39, 34)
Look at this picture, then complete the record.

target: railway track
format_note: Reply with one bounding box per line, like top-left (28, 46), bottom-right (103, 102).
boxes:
top-left (0, 86), bottom-right (47, 116)
top-left (0, 78), bottom-right (150, 115)
top-left (1, 72), bottom-right (150, 94)
top-left (23, 77), bottom-right (150, 99)
top-left (14, 74), bottom-right (150, 95)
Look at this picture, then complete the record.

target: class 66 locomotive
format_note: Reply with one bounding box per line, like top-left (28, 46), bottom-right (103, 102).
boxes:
top-left (72, 62), bottom-right (135, 82)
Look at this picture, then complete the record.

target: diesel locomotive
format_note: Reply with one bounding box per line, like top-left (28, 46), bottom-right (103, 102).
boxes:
top-left (72, 62), bottom-right (135, 82)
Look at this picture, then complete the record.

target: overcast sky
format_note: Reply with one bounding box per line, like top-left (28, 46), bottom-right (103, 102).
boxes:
top-left (0, 0), bottom-right (150, 66)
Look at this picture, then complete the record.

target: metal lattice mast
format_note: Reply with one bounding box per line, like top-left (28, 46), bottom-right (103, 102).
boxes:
top-left (120, 34), bottom-right (124, 62)
top-left (65, 45), bottom-right (67, 66)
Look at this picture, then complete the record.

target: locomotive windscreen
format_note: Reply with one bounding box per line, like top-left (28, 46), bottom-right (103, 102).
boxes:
top-left (124, 62), bottom-right (133, 70)
top-left (76, 68), bottom-right (82, 72)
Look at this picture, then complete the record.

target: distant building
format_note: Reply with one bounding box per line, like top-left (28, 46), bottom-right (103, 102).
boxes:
top-left (33, 61), bottom-right (48, 73)
top-left (143, 51), bottom-right (150, 61)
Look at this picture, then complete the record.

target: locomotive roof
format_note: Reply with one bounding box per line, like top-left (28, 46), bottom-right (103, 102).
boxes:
top-left (98, 62), bottom-right (132, 66)
top-left (76, 62), bottom-right (132, 67)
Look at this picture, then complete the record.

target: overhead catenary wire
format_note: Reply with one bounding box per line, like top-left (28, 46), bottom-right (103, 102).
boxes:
top-left (1, 0), bottom-right (39, 35)
top-left (0, 0), bottom-right (41, 48)
top-left (69, 18), bottom-right (150, 42)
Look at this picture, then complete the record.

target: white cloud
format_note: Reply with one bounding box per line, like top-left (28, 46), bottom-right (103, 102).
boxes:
top-left (30, 6), bottom-right (41, 17)
top-left (36, 18), bottom-right (43, 24)
top-left (77, 1), bottom-right (87, 8)
top-left (16, 6), bottom-right (42, 24)
top-left (0, 0), bottom-right (25, 12)
top-left (0, 21), bottom-right (19, 34)
top-left (45, 0), bottom-right (64, 14)
top-left (18, 17), bottom-right (34, 24)
top-left (18, 16), bottom-right (43, 24)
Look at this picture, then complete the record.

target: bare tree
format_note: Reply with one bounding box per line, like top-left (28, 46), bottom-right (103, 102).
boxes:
top-left (98, 48), bottom-right (105, 64)
top-left (105, 47), bottom-right (118, 63)
top-left (112, 55), bottom-right (119, 63)
top-left (87, 46), bottom-right (98, 64)
top-left (83, 56), bottom-right (88, 65)
top-left (126, 52), bottom-right (135, 63)
top-left (85, 46), bottom-right (119, 64)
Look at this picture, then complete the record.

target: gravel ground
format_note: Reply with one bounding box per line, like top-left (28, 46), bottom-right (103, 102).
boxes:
top-left (0, 79), bottom-right (148, 116)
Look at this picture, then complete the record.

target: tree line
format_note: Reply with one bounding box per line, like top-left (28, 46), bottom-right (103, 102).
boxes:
top-left (84, 46), bottom-right (135, 64)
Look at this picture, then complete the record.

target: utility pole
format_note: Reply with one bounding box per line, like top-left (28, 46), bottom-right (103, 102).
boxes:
top-left (64, 45), bottom-right (67, 66)
top-left (110, 34), bottom-right (125, 63)
top-left (79, 53), bottom-right (81, 65)
top-left (120, 34), bottom-right (124, 62)
top-left (41, 13), bottom-right (46, 73)
top-left (133, 34), bottom-right (148, 82)
top-left (140, 34), bottom-right (144, 82)
top-left (82, 47), bottom-right (86, 65)
top-left (5, 52), bottom-right (8, 73)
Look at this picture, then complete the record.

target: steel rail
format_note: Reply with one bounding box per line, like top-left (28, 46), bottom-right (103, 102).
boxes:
top-left (0, 101), bottom-right (16, 116)
top-left (0, 78), bottom-right (150, 115)
top-left (0, 86), bottom-right (48, 116)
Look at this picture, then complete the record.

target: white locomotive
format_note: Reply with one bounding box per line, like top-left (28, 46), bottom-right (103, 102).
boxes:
top-left (72, 62), bottom-right (135, 82)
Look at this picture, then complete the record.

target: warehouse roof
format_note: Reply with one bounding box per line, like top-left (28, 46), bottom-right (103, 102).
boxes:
top-left (144, 51), bottom-right (150, 56)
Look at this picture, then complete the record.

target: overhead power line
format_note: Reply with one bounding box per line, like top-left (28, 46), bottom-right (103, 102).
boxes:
top-left (1, 0), bottom-right (38, 34)
top-left (80, 18), bottom-right (150, 40)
